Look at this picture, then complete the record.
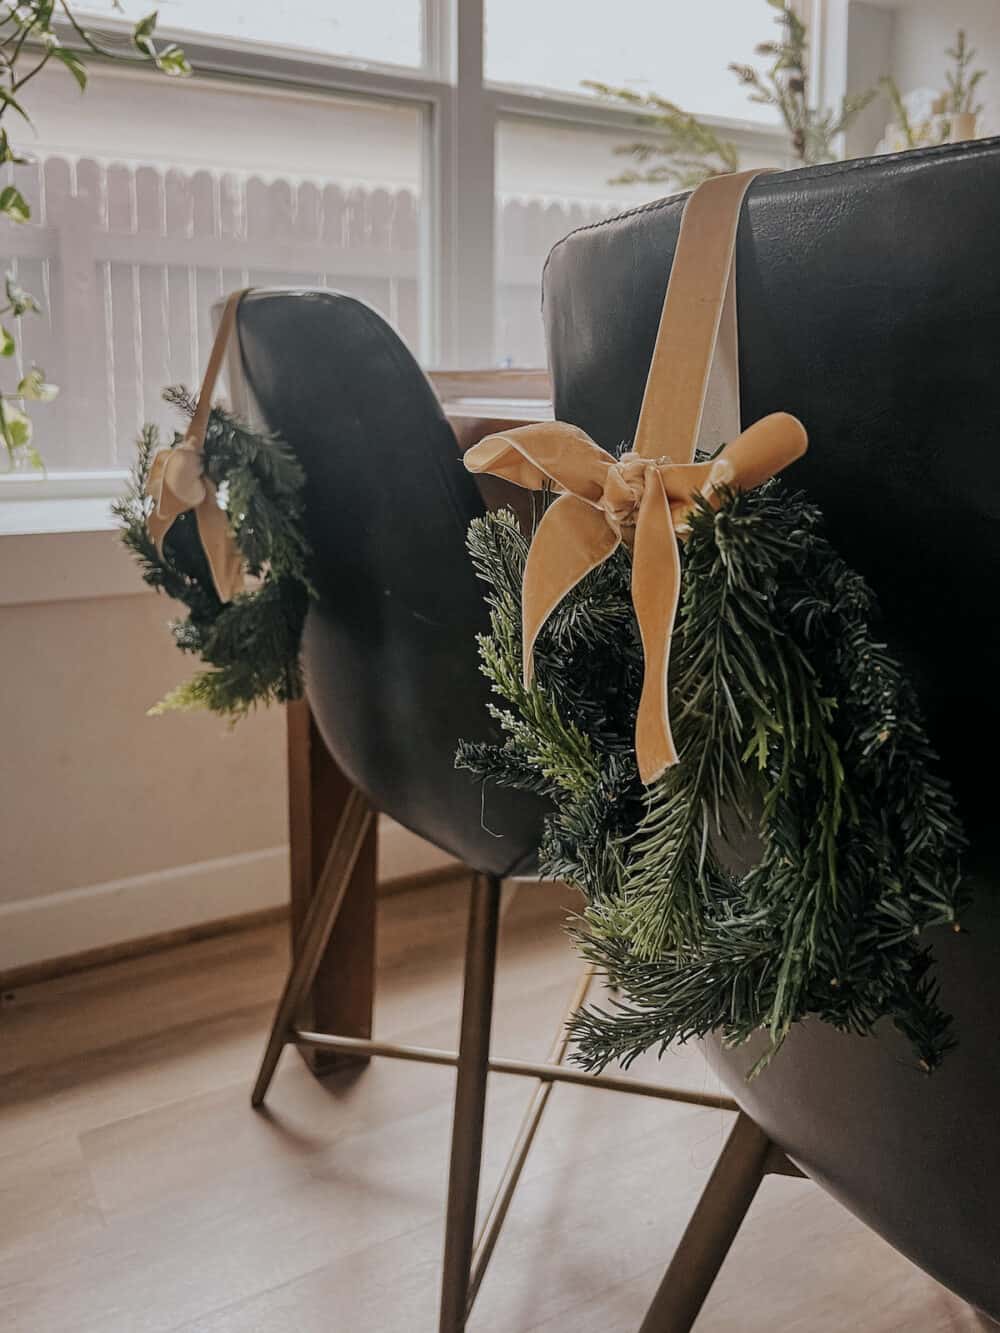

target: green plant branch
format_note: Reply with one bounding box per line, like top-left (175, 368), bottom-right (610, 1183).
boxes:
top-left (459, 482), bottom-right (967, 1080)
top-left (590, 0), bottom-right (880, 188)
top-left (0, 4), bottom-right (189, 470)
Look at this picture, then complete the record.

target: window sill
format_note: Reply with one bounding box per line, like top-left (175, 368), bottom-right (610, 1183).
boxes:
top-left (0, 496), bottom-right (120, 537)
top-left (0, 472), bottom-right (127, 537)
top-left (0, 474), bottom-right (145, 607)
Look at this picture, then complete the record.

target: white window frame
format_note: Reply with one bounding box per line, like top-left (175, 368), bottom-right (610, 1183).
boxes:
top-left (2, 0), bottom-right (831, 520)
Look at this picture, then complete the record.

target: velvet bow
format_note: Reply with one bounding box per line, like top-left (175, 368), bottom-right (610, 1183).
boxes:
top-left (464, 411), bottom-right (808, 784)
top-left (145, 438), bottom-right (244, 603)
top-left (144, 289), bottom-right (247, 604)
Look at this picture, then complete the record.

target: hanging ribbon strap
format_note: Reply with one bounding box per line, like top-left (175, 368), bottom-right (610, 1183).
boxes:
top-left (464, 170), bottom-right (808, 784)
top-left (145, 289), bottom-right (249, 603)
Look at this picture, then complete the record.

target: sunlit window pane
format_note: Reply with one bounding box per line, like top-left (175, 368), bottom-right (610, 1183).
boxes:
top-left (495, 119), bottom-right (666, 368)
top-left (77, 0), bottom-right (424, 70)
top-left (486, 0), bottom-right (781, 124)
top-left (0, 70), bottom-right (424, 470)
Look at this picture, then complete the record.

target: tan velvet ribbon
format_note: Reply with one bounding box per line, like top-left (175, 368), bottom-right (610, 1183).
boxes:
top-left (464, 170), bottom-right (808, 784)
top-left (145, 289), bottom-right (249, 603)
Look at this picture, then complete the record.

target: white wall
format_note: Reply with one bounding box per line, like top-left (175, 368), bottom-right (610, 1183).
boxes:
top-left (845, 3), bottom-right (895, 157)
top-left (0, 538), bottom-right (286, 972)
top-left (0, 533), bottom-right (456, 975)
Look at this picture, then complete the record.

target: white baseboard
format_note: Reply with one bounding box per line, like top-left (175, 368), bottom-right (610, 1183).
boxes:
top-left (0, 846), bottom-right (290, 973)
top-left (0, 818), bottom-right (458, 973)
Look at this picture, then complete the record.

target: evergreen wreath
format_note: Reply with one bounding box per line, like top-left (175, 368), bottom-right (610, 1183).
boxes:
top-left (114, 386), bottom-right (312, 718)
top-left (458, 478), bottom-right (967, 1077)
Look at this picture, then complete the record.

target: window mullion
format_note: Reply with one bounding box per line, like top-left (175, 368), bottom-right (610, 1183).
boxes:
top-left (435, 0), bottom-right (496, 369)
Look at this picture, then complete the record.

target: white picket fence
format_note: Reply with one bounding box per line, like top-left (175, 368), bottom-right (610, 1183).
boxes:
top-left (0, 154), bottom-right (621, 471)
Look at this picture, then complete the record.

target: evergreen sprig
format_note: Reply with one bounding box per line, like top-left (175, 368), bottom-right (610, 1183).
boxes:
top-left (730, 0), bottom-right (877, 166)
top-left (114, 390), bottom-right (312, 718)
top-left (943, 29), bottom-right (986, 118)
top-left (458, 483), bottom-right (967, 1079)
top-left (582, 81), bottom-right (740, 190)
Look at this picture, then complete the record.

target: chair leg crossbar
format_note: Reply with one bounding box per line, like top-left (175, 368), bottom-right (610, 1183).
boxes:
top-left (251, 793), bottom-right (801, 1331)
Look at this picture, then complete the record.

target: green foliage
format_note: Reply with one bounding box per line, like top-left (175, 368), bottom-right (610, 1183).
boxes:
top-left (582, 81), bottom-right (739, 190)
top-left (730, 0), bottom-right (876, 166)
top-left (590, 0), bottom-right (879, 189)
top-left (943, 29), bottom-right (986, 117)
top-left (0, 3), bottom-right (189, 471)
top-left (459, 484), bottom-right (967, 1079)
top-left (879, 75), bottom-right (923, 150)
top-left (880, 30), bottom-right (987, 152)
top-left (113, 388), bottom-right (312, 718)
top-left (0, 183), bottom-right (29, 223)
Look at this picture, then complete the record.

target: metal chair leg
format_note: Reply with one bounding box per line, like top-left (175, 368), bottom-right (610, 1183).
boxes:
top-left (639, 1112), bottom-right (774, 1333)
top-left (465, 964), bottom-right (597, 1314)
top-left (251, 787), bottom-right (375, 1108)
top-left (438, 873), bottom-right (502, 1333)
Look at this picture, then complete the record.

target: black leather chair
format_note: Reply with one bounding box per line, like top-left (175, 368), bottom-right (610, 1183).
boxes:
top-left (542, 138), bottom-right (1000, 1325)
top-left (233, 289), bottom-right (739, 1332)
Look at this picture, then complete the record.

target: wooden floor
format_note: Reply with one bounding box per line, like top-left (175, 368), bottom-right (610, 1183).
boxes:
top-left (1, 878), bottom-right (991, 1333)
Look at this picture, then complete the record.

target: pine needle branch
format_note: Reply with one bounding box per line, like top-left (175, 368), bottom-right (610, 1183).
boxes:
top-left (459, 482), bottom-right (967, 1079)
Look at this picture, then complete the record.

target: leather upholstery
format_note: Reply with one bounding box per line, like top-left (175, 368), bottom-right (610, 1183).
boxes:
top-left (235, 289), bottom-right (545, 877)
top-left (543, 139), bottom-right (1000, 1318)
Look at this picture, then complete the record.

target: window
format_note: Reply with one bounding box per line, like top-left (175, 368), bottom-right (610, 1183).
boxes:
top-left (77, 1), bottom-right (425, 70)
top-left (1, 67), bottom-right (424, 471)
top-left (496, 119), bottom-right (665, 367)
top-left (485, 0), bottom-right (782, 124)
top-left (0, 1), bottom-right (817, 491)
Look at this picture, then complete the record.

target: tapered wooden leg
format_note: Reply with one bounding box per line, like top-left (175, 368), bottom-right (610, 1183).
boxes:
top-left (287, 699), bottom-right (378, 1076)
top-left (438, 873), bottom-right (502, 1333)
top-left (639, 1113), bottom-right (773, 1333)
top-left (252, 785), bottom-right (375, 1107)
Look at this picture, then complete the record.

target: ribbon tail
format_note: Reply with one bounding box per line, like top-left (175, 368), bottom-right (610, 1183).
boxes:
top-left (659, 411), bottom-right (809, 530)
top-left (194, 483), bottom-right (245, 603)
top-left (522, 492), bottom-right (619, 686)
top-left (631, 471), bottom-right (681, 782)
top-left (713, 411), bottom-right (808, 494)
top-left (146, 508), bottom-right (174, 557)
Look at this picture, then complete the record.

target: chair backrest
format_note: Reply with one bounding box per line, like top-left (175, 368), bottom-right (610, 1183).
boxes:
top-left (542, 139), bottom-right (1000, 843)
top-left (542, 147), bottom-right (1000, 1318)
top-left (235, 290), bottom-right (545, 876)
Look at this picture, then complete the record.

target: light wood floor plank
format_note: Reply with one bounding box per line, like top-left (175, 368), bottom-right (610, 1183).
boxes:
top-left (0, 878), bottom-right (985, 1332)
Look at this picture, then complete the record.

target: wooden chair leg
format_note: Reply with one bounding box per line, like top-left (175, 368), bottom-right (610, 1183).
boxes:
top-left (438, 873), bottom-right (502, 1333)
top-left (639, 1112), bottom-right (774, 1333)
top-left (286, 699), bottom-right (377, 1077)
top-left (251, 787), bottom-right (375, 1108)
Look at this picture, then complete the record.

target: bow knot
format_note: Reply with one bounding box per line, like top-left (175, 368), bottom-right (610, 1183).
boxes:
top-left (600, 451), bottom-right (653, 537)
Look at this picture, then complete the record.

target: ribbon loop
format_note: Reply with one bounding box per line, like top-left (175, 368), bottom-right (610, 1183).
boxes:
top-left (145, 289), bottom-right (249, 604)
